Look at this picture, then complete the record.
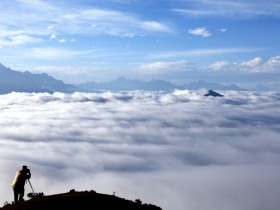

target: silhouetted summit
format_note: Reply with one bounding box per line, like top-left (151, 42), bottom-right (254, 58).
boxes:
top-left (204, 90), bottom-right (224, 97)
top-left (0, 190), bottom-right (162, 210)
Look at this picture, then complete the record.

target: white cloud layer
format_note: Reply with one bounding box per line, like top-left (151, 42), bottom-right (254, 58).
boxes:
top-left (209, 56), bottom-right (280, 72)
top-left (1, 90), bottom-right (280, 210)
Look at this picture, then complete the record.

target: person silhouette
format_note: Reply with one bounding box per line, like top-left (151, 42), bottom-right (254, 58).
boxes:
top-left (11, 165), bottom-right (31, 203)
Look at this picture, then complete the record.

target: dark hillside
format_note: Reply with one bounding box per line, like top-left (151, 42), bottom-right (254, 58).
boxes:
top-left (0, 190), bottom-right (162, 210)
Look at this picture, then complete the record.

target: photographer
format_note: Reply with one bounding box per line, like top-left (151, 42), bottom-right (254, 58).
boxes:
top-left (11, 165), bottom-right (31, 203)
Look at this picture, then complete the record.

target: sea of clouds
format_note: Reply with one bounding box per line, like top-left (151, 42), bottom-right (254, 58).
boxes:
top-left (0, 90), bottom-right (280, 210)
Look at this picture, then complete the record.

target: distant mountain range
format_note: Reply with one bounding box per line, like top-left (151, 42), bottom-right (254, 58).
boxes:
top-left (77, 77), bottom-right (246, 92)
top-left (0, 63), bottom-right (254, 94)
top-left (77, 77), bottom-right (178, 91)
top-left (0, 63), bottom-right (75, 94)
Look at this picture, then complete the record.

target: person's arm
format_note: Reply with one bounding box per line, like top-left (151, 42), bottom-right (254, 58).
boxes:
top-left (26, 169), bottom-right (31, 179)
top-left (11, 171), bottom-right (20, 188)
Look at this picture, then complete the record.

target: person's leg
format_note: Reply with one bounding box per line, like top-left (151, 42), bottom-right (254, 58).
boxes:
top-left (19, 190), bottom-right (24, 202)
top-left (13, 188), bottom-right (18, 203)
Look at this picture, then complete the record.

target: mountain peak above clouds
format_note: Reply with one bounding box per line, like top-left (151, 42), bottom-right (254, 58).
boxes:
top-left (0, 63), bottom-right (75, 94)
top-left (204, 90), bottom-right (224, 97)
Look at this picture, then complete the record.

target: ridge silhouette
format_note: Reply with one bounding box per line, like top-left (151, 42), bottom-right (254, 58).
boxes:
top-left (0, 190), bottom-right (162, 210)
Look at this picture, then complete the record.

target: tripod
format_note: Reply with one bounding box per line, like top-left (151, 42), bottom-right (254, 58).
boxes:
top-left (28, 179), bottom-right (35, 193)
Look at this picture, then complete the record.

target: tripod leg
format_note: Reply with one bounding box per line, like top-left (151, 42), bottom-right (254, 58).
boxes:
top-left (28, 179), bottom-right (35, 193)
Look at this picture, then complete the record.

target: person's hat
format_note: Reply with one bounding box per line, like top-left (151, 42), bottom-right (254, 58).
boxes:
top-left (22, 165), bottom-right (28, 170)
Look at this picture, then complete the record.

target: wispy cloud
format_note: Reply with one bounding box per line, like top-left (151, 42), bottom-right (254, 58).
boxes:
top-left (139, 60), bottom-right (191, 74)
top-left (0, 0), bottom-right (173, 44)
top-left (19, 65), bottom-right (105, 75)
top-left (148, 48), bottom-right (259, 59)
top-left (219, 28), bottom-right (228, 32)
top-left (24, 47), bottom-right (93, 60)
top-left (209, 61), bottom-right (232, 71)
top-left (141, 21), bottom-right (171, 32)
top-left (0, 34), bottom-right (42, 47)
top-left (188, 27), bottom-right (211, 37)
top-left (50, 34), bottom-right (56, 39)
top-left (58, 39), bottom-right (66, 43)
top-left (173, 0), bottom-right (280, 19)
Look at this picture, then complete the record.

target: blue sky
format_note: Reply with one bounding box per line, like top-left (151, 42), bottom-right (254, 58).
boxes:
top-left (0, 0), bottom-right (280, 86)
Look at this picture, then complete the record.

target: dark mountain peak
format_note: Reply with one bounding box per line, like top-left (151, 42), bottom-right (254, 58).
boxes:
top-left (204, 90), bottom-right (224, 97)
top-left (0, 190), bottom-right (162, 210)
